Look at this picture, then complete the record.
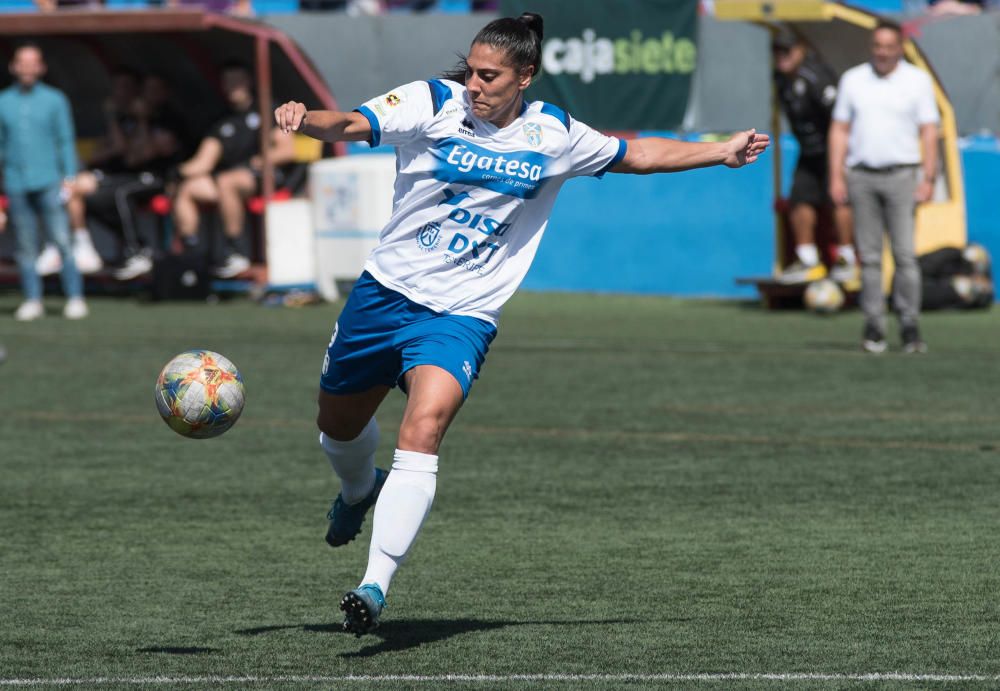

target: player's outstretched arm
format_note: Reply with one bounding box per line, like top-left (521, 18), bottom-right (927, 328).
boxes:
top-left (611, 129), bottom-right (770, 175)
top-left (274, 102), bottom-right (372, 143)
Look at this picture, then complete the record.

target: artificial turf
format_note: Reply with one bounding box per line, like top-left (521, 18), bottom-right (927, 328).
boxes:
top-left (1, 291), bottom-right (998, 689)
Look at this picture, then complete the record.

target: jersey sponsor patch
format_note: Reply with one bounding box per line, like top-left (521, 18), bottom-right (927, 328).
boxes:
top-left (430, 137), bottom-right (551, 200)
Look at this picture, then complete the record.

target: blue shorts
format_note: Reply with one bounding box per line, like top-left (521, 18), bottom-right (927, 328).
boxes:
top-left (320, 272), bottom-right (497, 399)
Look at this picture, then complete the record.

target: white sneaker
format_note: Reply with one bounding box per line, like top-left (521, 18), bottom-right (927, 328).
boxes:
top-left (830, 258), bottom-right (860, 285)
top-left (35, 244), bottom-right (62, 276)
top-left (776, 260), bottom-right (827, 285)
top-left (63, 298), bottom-right (89, 320)
top-left (113, 253), bottom-right (153, 280)
top-left (15, 300), bottom-right (44, 321)
top-left (213, 253), bottom-right (251, 279)
top-left (73, 231), bottom-right (103, 275)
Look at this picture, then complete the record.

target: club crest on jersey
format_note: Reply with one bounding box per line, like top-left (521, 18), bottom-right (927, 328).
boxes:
top-left (523, 122), bottom-right (542, 148)
top-left (385, 92), bottom-right (403, 107)
top-left (417, 221), bottom-right (442, 251)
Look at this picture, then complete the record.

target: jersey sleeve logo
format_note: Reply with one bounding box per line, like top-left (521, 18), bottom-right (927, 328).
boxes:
top-left (385, 92), bottom-right (403, 107)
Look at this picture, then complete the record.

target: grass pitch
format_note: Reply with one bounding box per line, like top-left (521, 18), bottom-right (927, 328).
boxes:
top-left (1, 291), bottom-right (999, 689)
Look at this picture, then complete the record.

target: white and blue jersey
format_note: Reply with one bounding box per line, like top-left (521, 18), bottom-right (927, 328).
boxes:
top-left (321, 80), bottom-right (625, 398)
top-left (354, 78), bottom-right (627, 326)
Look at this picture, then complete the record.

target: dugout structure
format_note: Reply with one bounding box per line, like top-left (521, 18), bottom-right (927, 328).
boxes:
top-left (0, 9), bottom-right (345, 282)
top-left (717, 0), bottom-right (966, 306)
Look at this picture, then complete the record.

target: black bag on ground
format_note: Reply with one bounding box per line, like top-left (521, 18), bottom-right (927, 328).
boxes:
top-left (151, 253), bottom-right (210, 301)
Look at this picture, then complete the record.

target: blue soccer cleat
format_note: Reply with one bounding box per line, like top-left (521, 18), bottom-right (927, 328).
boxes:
top-left (340, 583), bottom-right (386, 637)
top-left (325, 467), bottom-right (389, 547)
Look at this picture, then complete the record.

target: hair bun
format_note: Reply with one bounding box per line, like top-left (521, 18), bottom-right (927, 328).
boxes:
top-left (518, 12), bottom-right (544, 43)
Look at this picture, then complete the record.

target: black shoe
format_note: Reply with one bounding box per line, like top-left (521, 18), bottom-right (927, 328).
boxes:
top-left (901, 325), bottom-right (928, 354)
top-left (325, 468), bottom-right (389, 547)
top-left (862, 323), bottom-right (887, 354)
top-left (340, 584), bottom-right (386, 637)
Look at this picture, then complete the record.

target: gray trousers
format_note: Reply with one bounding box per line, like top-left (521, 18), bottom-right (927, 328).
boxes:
top-left (846, 167), bottom-right (921, 332)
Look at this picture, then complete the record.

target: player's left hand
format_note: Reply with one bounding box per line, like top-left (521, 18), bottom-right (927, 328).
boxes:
top-left (724, 129), bottom-right (771, 168)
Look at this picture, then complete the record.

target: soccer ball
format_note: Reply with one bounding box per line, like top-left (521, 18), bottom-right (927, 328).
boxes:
top-left (155, 350), bottom-right (245, 439)
top-left (963, 243), bottom-right (991, 276)
top-left (803, 278), bottom-right (845, 314)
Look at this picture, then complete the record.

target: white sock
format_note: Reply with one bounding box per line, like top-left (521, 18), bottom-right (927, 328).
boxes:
top-left (838, 244), bottom-right (857, 265)
top-left (319, 417), bottom-right (379, 504)
top-left (74, 229), bottom-right (91, 242)
top-left (360, 449), bottom-right (438, 595)
top-left (795, 243), bottom-right (820, 267)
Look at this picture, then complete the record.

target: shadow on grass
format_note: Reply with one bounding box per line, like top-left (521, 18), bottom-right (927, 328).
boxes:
top-left (236, 617), bottom-right (638, 658)
top-left (136, 646), bottom-right (218, 655)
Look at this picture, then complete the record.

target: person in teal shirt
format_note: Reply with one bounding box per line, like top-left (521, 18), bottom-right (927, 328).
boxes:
top-left (0, 43), bottom-right (87, 321)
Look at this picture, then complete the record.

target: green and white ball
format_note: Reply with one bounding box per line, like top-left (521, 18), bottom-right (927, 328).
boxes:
top-left (804, 278), bottom-right (845, 314)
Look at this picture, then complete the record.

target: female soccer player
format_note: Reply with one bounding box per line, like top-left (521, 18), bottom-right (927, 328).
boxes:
top-left (274, 12), bottom-right (769, 636)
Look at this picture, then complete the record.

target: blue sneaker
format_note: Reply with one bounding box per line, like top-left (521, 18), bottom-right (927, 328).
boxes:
top-left (325, 468), bottom-right (388, 547)
top-left (340, 583), bottom-right (386, 637)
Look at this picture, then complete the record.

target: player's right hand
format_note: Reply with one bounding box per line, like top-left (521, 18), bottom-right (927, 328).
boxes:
top-left (275, 101), bottom-right (307, 134)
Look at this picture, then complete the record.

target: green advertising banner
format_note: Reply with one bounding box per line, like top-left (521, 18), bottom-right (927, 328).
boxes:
top-left (499, 0), bottom-right (698, 130)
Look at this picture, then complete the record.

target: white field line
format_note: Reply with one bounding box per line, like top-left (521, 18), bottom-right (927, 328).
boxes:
top-left (2, 673), bottom-right (1000, 685)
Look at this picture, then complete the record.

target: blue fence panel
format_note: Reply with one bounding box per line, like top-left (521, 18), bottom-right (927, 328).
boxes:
top-left (0, 1), bottom-right (36, 12)
top-left (523, 143), bottom-right (776, 298)
top-left (960, 135), bottom-right (1000, 268)
top-left (253, 0), bottom-right (299, 14)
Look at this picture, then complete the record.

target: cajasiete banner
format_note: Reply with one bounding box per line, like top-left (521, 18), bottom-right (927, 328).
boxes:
top-left (499, 0), bottom-right (698, 130)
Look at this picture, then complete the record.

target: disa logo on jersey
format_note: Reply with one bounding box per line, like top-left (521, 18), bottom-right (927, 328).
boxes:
top-left (542, 28), bottom-right (696, 84)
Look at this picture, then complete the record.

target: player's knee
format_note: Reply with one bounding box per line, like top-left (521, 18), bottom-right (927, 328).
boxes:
top-left (319, 416), bottom-right (379, 455)
top-left (316, 404), bottom-right (370, 442)
top-left (397, 412), bottom-right (447, 455)
top-left (317, 413), bottom-right (366, 442)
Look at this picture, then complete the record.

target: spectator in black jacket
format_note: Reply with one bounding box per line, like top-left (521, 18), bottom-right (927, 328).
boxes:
top-left (772, 30), bottom-right (858, 287)
top-left (171, 62), bottom-right (294, 278)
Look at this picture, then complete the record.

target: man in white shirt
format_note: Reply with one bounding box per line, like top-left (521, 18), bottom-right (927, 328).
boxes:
top-left (828, 20), bottom-right (939, 354)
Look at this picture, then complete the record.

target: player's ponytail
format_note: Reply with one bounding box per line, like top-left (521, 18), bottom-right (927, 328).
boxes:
top-left (441, 12), bottom-right (545, 84)
top-left (517, 12), bottom-right (544, 50)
